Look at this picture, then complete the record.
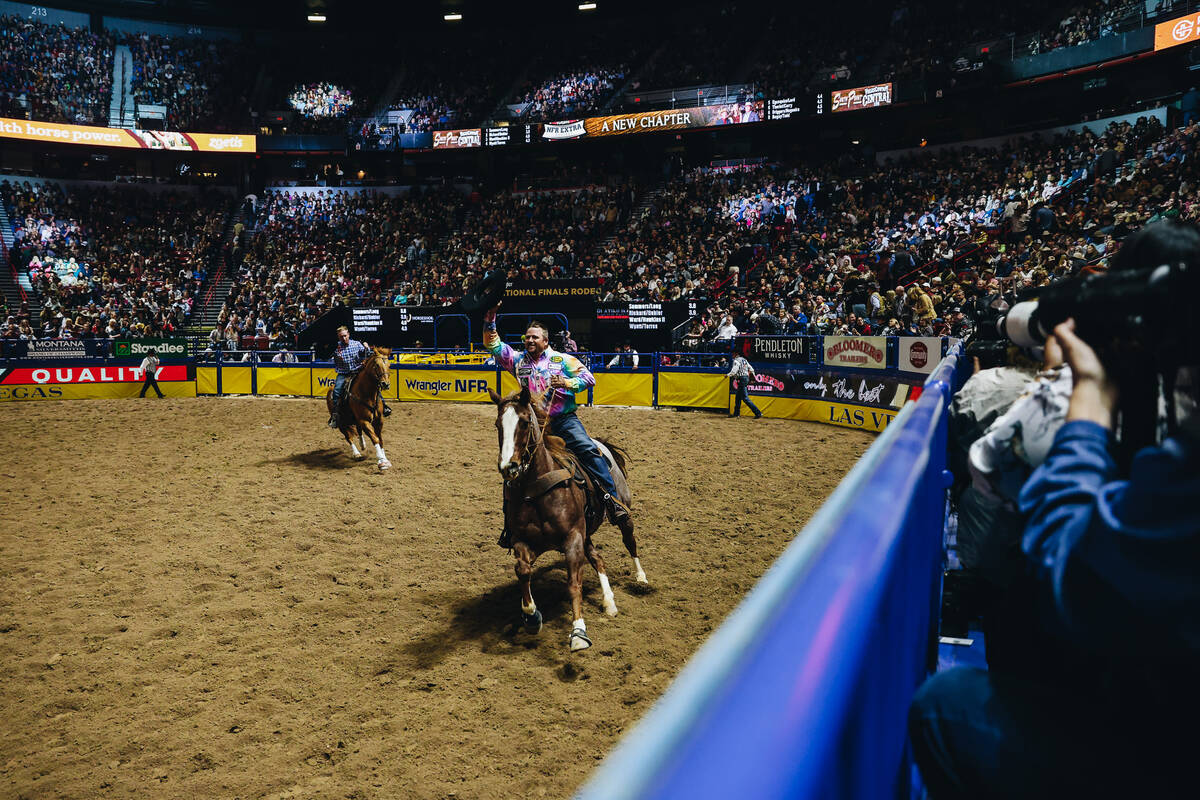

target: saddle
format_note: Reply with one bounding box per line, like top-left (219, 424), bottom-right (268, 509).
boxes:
top-left (521, 460), bottom-right (605, 528)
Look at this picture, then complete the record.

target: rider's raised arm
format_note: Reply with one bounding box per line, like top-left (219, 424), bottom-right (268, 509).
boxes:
top-left (483, 319), bottom-right (517, 372)
top-left (560, 353), bottom-right (595, 391)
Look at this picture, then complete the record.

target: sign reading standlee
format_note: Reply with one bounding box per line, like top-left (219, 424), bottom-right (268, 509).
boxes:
top-left (115, 338), bottom-right (189, 357)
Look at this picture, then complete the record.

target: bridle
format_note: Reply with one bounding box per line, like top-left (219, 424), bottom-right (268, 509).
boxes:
top-left (349, 351), bottom-right (390, 407)
top-left (504, 399), bottom-right (546, 483)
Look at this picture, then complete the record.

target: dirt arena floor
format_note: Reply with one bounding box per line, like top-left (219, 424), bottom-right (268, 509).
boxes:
top-left (0, 398), bottom-right (873, 800)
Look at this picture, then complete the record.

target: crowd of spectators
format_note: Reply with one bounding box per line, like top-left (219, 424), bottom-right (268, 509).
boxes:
top-left (288, 82), bottom-right (354, 119)
top-left (0, 16), bottom-right (115, 124)
top-left (1, 181), bottom-right (227, 340)
top-left (0, 4), bottom-right (1185, 137)
top-left (124, 32), bottom-right (255, 131)
top-left (663, 114), bottom-right (1190, 352)
top-left (517, 68), bottom-right (626, 122)
top-left (212, 187), bottom-right (463, 348)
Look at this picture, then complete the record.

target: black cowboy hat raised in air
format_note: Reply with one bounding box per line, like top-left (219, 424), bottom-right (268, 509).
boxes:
top-left (459, 269), bottom-right (508, 312)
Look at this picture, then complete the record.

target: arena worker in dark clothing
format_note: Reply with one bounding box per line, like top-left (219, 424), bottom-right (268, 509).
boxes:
top-left (909, 223), bottom-right (1200, 799)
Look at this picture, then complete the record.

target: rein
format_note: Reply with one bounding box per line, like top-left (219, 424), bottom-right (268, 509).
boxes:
top-left (347, 355), bottom-right (388, 409)
top-left (506, 403), bottom-right (547, 485)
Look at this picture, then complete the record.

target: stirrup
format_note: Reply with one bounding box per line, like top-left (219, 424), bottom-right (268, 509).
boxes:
top-left (604, 494), bottom-right (630, 523)
top-left (383, 403), bottom-right (392, 417)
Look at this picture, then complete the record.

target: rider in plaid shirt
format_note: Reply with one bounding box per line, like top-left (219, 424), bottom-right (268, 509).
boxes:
top-left (329, 325), bottom-right (391, 427)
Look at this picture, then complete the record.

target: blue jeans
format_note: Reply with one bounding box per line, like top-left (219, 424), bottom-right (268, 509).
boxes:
top-left (909, 667), bottom-right (1185, 798)
top-left (731, 377), bottom-right (761, 417)
top-left (332, 373), bottom-right (349, 407)
top-left (550, 412), bottom-right (619, 499)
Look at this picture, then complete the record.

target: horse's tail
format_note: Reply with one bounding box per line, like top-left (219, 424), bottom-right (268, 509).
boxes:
top-left (596, 438), bottom-right (630, 476)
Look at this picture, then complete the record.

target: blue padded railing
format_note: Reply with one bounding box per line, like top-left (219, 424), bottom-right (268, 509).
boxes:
top-left (575, 344), bottom-right (967, 800)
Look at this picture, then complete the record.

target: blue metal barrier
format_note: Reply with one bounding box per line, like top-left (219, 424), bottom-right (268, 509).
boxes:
top-left (575, 344), bottom-right (967, 800)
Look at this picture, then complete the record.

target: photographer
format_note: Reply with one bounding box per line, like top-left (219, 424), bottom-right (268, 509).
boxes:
top-left (909, 222), bottom-right (1200, 797)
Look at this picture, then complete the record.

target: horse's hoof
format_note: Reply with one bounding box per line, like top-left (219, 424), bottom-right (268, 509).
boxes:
top-left (636, 571), bottom-right (649, 584)
top-left (569, 627), bottom-right (592, 651)
top-left (604, 602), bottom-right (619, 617)
top-left (522, 609), bottom-right (543, 634)
top-left (378, 460), bottom-right (391, 471)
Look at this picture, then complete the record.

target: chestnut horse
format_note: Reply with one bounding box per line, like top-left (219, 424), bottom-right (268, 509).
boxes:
top-left (326, 346), bottom-right (393, 470)
top-left (489, 385), bottom-right (647, 651)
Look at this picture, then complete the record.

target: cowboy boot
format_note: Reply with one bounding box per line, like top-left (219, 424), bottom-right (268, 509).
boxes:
top-left (498, 494), bottom-right (512, 548)
top-left (604, 494), bottom-right (631, 526)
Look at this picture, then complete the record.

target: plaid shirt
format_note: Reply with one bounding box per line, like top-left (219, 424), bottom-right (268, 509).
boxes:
top-left (333, 339), bottom-right (370, 375)
top-left (727, 355), bottom-right (756, 379)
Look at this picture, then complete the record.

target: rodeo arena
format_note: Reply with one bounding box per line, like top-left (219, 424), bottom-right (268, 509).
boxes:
top-left (2, 0), bottom-right (1200, 797)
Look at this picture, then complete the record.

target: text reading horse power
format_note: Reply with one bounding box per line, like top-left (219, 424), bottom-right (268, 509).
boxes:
top-left (489, 386), bottom-right (647, 651)
top-left (326, 346), bottom-right (393, 470)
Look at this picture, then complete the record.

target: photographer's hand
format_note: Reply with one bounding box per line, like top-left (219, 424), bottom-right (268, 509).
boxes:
top-left (1055, 319), bottom-right (1119, 429)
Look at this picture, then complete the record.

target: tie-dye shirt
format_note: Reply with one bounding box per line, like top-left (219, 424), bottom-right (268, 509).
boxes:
top-left (485, 331), bottom-right (594, 417)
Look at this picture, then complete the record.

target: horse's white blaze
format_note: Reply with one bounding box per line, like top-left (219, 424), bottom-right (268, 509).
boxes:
top-left (634, 557), bottom-right (647, 583)
top-left (599, 573), bottom-right (618, 616)
top-left (521, 596), bottom-right (537, 615)
top-left (498, 405), bottom-right (518, 469)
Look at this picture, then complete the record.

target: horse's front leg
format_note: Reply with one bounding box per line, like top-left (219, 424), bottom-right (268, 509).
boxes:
top-left (358, 413), bottom-right (390, 470)
top-left (514, 542), bottom-right (541, 634)
top-left (565, 534), bottom-right (592, 651)
top-left (343, 426), bottom-right (363, 459)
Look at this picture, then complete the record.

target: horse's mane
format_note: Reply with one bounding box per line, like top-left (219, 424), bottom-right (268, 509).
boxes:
top-left (529, 400), bottom-right (578, 471)
top-left (503, 390), bottom-right (628, 475)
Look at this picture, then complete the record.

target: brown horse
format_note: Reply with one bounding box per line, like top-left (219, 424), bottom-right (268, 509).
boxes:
top-left (326, 346), bottom-right (393, 470)
top-left (488, 385), bottom-right (647, 652)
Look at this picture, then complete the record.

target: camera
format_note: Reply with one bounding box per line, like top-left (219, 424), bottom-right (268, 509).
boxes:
top-left (973, 260), bottom-right (1198, 371)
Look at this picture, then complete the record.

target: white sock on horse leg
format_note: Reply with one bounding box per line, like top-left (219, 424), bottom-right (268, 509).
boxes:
top-left (573, 618), bottom-right (586, 632)
top-left (375, 443), bottom-right (386, 460)
top-left (521, 597), bottom-right (537, 616)
top-left (598, 573), bottom-right (617, 616)
top-left (634, 557), bottom-right (647, 583)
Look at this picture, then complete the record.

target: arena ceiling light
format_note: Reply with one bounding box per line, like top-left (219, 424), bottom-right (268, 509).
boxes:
top-left (444, 12), bottom-right (463, 21)
top-left (306, 14), bottom-right (326, 22)
top-left (579, 2), bottom-right (598, 9)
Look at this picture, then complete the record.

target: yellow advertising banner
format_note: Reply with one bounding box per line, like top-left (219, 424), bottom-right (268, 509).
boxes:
top-left (395, 368), bottom-right (496, 403)
top-left (657, 372), bottom-right (728, 409)
top-left (256, 366), bottom-right (314, 397)
top-left (753, 396), bottom-right (897, 432)
top-left (197, 367), bottom-right (219, 395)
top-left (0, 382), bottom-right (196, 401)
top-left (220, 366), bottom-right (253, 395)
top-left (0, 117), bottom-right (255, 152)
top-left (592, 373), bottom-right (654, 406)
